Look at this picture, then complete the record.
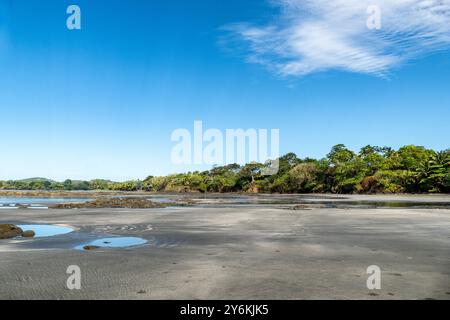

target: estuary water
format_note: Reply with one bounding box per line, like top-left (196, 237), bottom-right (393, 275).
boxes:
top-left (0, 197), bottom-right (90, 208)
top-left (1, 194), bottom-right (450, 210)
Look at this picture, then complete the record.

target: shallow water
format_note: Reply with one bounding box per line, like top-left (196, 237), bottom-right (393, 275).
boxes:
top-left (0, 197), bottom-right (91, 208)
top-left (75, 237), bottom-right (148, 250)
top-left (17, 225), bottom-right (74, 238)
top-left (182, 195), bottom-right (450, 209)
top-left (1, 194), bottom-right (449, 210)
top-left (0, 206), bottom-right (18, 210)
top-left (290, 200), bottom-right (450, 209)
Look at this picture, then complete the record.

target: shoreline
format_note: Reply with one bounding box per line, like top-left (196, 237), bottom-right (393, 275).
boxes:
top-left (1, 192), bottom-right (450, 209)
top-left (0, 200), bottom-right (449, 299)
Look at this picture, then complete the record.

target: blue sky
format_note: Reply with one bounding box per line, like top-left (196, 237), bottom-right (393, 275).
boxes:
top-left (0, 0), bottom-right (449, 181)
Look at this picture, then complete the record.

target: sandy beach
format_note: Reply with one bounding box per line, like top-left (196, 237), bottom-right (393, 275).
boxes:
top-left (0, 194), bottom-right (449, 300)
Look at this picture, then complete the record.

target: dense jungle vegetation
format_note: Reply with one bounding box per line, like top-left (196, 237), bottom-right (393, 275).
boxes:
top-left (1, 145), bottom-right (449, 194)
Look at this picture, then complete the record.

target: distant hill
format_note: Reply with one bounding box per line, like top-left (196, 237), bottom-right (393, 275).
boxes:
top-left (18, 177), bottom-right (56, 183)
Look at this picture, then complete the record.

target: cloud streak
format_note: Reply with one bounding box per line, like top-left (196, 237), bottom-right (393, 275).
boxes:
top-left (225, 0), bottom-right (450, 77)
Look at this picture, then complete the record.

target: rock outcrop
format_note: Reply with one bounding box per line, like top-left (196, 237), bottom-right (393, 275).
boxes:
top-left (53, 197), bottom-right (165, 209)
top-left (22, 230), bottom-right (36, 238)
top-left (0, 224), bottom-right (24, 239)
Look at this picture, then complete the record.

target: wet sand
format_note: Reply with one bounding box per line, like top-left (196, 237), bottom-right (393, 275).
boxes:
top-left (0, 194), bottom-right (449, 300)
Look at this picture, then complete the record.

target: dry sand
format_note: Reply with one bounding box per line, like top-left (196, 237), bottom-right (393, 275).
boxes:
top-left (0, 194), bottom-right (449, 300)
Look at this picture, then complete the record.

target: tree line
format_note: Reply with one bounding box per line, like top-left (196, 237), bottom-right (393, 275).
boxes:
top-left (1, 145), bottom-right (449, 194)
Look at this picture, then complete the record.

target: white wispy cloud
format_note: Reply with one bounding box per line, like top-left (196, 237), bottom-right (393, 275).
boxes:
top-left (225, 0), bottom-right (450, 77)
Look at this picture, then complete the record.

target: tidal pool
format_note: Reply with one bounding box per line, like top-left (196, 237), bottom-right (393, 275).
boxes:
top-left (76, 237), bottom-right (148, 250)
top-left (17, 225), bottom-right (74, 238)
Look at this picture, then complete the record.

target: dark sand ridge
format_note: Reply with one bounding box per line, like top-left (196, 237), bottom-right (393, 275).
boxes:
top-left (0, 194), bottom-right (449, 299)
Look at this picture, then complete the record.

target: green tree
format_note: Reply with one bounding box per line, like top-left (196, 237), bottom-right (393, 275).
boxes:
top-left (63, 179), bottom-right (73, 190)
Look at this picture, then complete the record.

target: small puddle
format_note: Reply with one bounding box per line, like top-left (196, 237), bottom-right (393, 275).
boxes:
top-left (75, 237), bottom-right (148, 250)
top-left (17, 225), bottom-right (74, 238)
